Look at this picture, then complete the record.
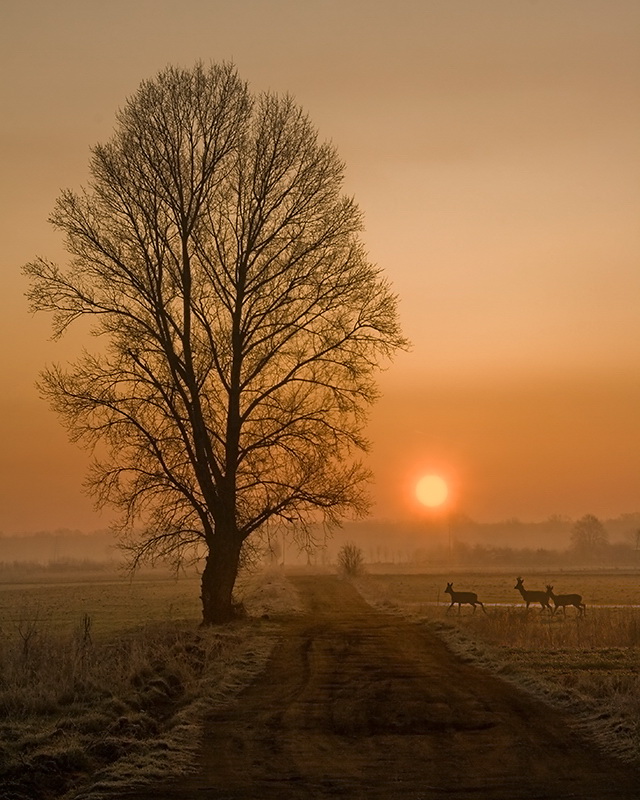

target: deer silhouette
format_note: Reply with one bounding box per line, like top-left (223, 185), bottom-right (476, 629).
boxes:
top-left (514, 576), bottom-right (552, 612)
top-left (444, 582), bottom-right (487, 614)
top-left (546, 585), bottom-right (586, 616)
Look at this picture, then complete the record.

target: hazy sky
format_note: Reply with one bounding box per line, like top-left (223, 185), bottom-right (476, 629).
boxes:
top-left (1, 0), bottom-right (638, 532)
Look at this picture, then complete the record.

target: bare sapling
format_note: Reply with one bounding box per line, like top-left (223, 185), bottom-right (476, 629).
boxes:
top-left (337, 543), bottom-right (365, 578)
top-left (444, 582), bottom-right (487, 614)
top-left (514, 576), bottom-right (552, 612)
top-left (546, 585), bottom-right (586, 616)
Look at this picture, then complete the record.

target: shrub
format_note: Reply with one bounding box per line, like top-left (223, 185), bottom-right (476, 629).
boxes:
top-left (337, 543), bottom-right (365, 577)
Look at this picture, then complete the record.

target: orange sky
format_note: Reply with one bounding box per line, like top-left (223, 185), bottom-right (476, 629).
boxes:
top-left (1, 1), bottom-right (639, 532)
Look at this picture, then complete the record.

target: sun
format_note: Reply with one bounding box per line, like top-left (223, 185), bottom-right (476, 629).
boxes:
top-left (416, 474), bottom-right (448, 508)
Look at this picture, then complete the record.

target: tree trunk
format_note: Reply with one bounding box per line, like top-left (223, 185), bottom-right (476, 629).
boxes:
top-left (201, 536), bottom-right (243, 625)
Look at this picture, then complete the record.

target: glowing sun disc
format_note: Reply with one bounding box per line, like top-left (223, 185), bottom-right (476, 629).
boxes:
top-left (416, 474), bottom-right (448, 507)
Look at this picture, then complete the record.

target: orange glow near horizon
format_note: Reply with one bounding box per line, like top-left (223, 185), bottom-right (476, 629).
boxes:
top-left (1, 4), bottom-right (639, 532)
top-left (415, 474), bottom-right (449, 508)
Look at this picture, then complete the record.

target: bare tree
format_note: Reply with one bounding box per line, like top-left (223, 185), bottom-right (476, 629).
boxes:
top-left (337, 543), bottom-right (365, 577)
top-left (23, 63), bottom-right (407, 623)
top-left (570, 514), bottom-right (609, 560)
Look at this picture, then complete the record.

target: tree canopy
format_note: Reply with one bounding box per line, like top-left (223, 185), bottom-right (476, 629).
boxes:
top-left (570, 514), bottom-right (609, 559)
top-left (24, 62), bottom-right (407, 622)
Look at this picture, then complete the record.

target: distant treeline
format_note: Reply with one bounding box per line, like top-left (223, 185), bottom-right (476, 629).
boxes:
top-left (0, 529), bottom-right (117, 565)
top-left (410, 539), bottom-right (639, 569)
top-left (1, 513), bottom-right (639, 569)
top-left (328, 513), bottom-right (640, 568)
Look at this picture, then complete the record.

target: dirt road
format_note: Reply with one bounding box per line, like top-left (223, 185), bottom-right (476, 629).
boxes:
top-left (126, 575), bottom-right (639, 799)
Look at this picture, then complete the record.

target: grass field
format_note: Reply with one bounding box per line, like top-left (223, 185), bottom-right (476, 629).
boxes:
top-left (0, 568), bottom-right (299, 799)
top-left (360, 568), bottom-right (640, 607)
top-left (1, 566), bottom-right (638, 797)
top-left (0, 570), bottom-right (203, 639)
top-left (357, 569), bottom-right (640, 764)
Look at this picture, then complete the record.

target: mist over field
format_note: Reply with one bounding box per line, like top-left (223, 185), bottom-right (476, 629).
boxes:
top-left (2, 512), bottom-right (639, 571)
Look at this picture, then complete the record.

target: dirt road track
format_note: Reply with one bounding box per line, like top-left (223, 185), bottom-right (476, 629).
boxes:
top-left (126, 575), bottom-right (639, 799)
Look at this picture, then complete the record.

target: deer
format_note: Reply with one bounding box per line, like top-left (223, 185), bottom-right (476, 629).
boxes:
top-left (546, 585), bottom-right (586, 616)
top-left (444, 582), bottom-right (487, 614)
top-left (514, 576), bottom-right (552, 612)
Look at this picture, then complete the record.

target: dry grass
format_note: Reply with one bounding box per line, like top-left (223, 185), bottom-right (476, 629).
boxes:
top-left (358, 569), bottom-right (640, 608)
top-left (0, 568), bottom-right (300, 799)
top-left (0, 571), bottom-right (203, 640)
top-left (3, 566), bottom-right (637, 796)
top-left (357, 570), bottom-right (640, 764)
